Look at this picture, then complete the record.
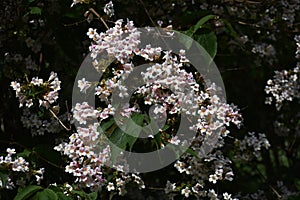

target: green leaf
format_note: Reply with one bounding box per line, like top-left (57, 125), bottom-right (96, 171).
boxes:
top-left (99, 118), bottom-right (115, 132)
top-left (0, 171), bottom-right (8, 187)
top-left (193, 31), bottom-right (217, 59)
top-left (124, 113), bottom-right (144, 150)
top-left (70, 190), bottom-right (87, 198)
top-left (29, 7), bottom-right (42, 15)
top-left (192, 15), bottom-right (216, 33)
top-left (13, 185), bottom-right (43, 200)
top-left (109, 127), bottom-right (128, 150)
top-left (87, 192), bottom-right (98, 200)
top-left (55, 192), bottom-right (72, 200)
top-left (177, 30), bottom-right (194, 49)
top-left (109, 113), bottom-right (145, 152)
top-left (161, 125), bottom-right (170, 131)
top-left (31, 189), bottom-right (58, 200)
top-left (17, 149), bottom-right (31, 158)
top-left (186, 148), bottom-right (199, 158)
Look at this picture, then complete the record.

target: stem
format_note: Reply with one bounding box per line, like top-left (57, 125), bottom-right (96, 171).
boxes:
top-left (63, 19), bottom-right (87, 27)
top-left (137, 0), bottom-right (157, 27)
top-left (89, 8), bottom-right (109, 30)
top-left (148, 187), bottom-right (164, 191)
top-left (49, 108), bottom-right (71, 131)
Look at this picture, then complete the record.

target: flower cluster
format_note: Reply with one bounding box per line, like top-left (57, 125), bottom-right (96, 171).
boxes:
top-left (82, 19), bottom-right (245, 199)
top-left (88, 19), bottom-right (141, 64)
top-left (234, 132), bottom-right (270, 161)
top-left (55, 103), bottom-right (144, 192)
top-left (21, 108), bottom-right (64, 136)
top-left (265, 64), bottom-right (299, 110)
top-left (106, 170), bottom-right (145, 196)
top-left (265, 36), bottom-right (300, 110)
top-left (78, 18), bottom-right (247, 199)
top-left (11, 72), bottom-right (61, 109)
top-left (54, 120), bottom-right (111, 188)
top-left (0, 148), bottom-right (44, 189)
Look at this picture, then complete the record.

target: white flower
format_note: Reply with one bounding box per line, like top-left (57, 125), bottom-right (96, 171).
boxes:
top-left (6, 148), bottom-right (16, 155)
top-left (164, 181), bottom-right (176, 194)
top-left (107, 182), bottom-right (115, 191)
top-left (104, 1), bottom-right (114, 17)
top-left (209, 174), bottom-right (218, 184)
top-left (181, 187), bottom-right (191, 198)
top-left (223, 192), bottom-right (232, 200)
top-left (78, 78), bottom-right (91, 93)
top-left (208, 189), bottom-right (218, 199)
top-left (87, 28), bottom-right (97, 39)
top-left (170, 136), bottom-right (180, 145)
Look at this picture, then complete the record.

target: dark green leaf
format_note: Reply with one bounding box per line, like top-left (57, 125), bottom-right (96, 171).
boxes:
top-left (192, 15), bottom-right (216, 33)
top-left (186, 148), bottom-right (199, 158)
top-left (124, 113), bottom-right (144, 150)
top-left (29, 7), bottom-right (42, 15)
top-left (87, 191), bottom-right (98, 200)
top-left (220, 19), bottom-right (239, 39)
top-left (13, 185), bottom-right (43, 200)
top-left (70, 190), bottom-right (87, 198)
top-left (31, 189), bottom-right (58, 200)
top-left (177, 30), bottom-right (194, 49)
top-left (0, 171), bottom-right (8, 188)
top-left (99, 118), bottom-right (115, 132)
top-left (194, 31), bottom-right (217, 59)
top-left (17, 149), bottom-right (31, 158)
top-left (56, 192), bottom-right (73, 200)
top-left (109, 128), bottom-right (128, 150)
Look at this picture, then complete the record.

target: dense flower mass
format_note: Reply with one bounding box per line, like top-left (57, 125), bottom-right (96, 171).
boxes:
top-left (52, 18), bottom-right (251, 199)
top-left (3, 0), bottom-right (300, 199)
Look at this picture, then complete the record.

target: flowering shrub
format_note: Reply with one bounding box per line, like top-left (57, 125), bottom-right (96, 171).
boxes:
top-left (0, 0), bottom-right (300, 199)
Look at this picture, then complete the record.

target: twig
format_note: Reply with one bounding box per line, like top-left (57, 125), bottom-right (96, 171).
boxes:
top-left (63, 19), bottom-right (87, 27)
top-left (137, 0), bottom-right (157, 27)
top-left (49, 108), bottom-right (71, 131)
top-left (147, 186), bottom-right (164, 191)
top-left (89, 8), bottom-right (109, 30)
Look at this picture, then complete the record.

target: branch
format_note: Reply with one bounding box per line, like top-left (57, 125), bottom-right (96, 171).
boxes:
top-left (49, 107), bottom-right (71, 131)
top-left (89, 8), bottom-right (109, 30)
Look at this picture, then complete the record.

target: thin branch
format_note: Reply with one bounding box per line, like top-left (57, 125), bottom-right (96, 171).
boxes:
top-left (63, 19), bottom-right (87, 27)
top-left (147, 187), bottom-right (165, 191)
top-left (49, 108), bottom-right (71, 131)
top-left (89, 8), bottom-right (109, 30)
top-left (137, 0), bottom-right (157, 27)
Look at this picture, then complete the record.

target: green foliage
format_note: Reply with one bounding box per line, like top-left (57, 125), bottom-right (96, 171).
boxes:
top-left (31, 189), bottom-right (58, 200)
top-left (28, 7), bottom-right (42, 15)
top-left (14, 185), bottom-right (43, 200)
top-left (178, 15), bottom-right (218, 59)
